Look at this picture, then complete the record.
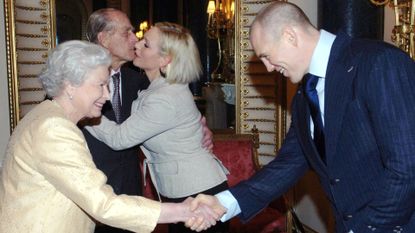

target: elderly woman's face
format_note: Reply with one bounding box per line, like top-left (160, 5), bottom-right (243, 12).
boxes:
top-left (71, 65), bottom-right (110, 119)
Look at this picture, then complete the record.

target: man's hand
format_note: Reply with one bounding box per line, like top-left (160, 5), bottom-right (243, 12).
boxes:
top-left (185, 194), bottom-right (226, 230)
top-left (200, 116), bottom-right (213, 152)
top-left (159, 197), bottom-right (219, 232)
top-left (183, 197), bottom-right (220, 232)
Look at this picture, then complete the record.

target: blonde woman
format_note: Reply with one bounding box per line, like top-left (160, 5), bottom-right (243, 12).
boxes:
top-left (87, 22), bottom-right (229, 233)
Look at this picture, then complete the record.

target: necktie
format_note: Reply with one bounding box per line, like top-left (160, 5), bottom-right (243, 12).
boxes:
top-left (304, 73), bottom-right (325, 161)
top-left (112, 72), bottom-right (122, 124)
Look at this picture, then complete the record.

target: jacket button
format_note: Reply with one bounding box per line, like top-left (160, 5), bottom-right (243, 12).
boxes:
top-left (343, 214), bottom-right (352, 221)
top-left (368, 225), bottom-right (376, 231)
top-left (330, 178), bottom-right (340, 185)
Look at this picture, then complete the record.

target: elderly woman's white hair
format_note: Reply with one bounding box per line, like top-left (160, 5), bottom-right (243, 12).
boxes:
top-left (39, 40), bottom-right (111, 97)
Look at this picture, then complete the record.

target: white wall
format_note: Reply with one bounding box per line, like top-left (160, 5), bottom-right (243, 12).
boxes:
top-left (0, 0), bottom-right (11, 167)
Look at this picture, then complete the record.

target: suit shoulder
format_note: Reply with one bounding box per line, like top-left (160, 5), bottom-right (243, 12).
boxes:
top-left (121, 65), bottom-right (150, 91)
top-left (350, 39), bottom-right (409, 61)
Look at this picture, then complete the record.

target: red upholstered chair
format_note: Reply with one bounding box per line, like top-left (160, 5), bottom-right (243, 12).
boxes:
top-left (213, 131), bottom-right (288, 233)
top-left (141, 130), bottom-right (288, 233)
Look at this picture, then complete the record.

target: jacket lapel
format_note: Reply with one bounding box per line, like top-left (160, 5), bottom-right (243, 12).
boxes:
top-left (324, 33), bottom-right (358, 165)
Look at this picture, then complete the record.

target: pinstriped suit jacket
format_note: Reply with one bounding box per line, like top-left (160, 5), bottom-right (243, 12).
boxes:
top-left (230, 32), bottom-right (415, 233)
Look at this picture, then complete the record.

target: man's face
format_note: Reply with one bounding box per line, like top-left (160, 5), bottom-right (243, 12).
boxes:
top-left (101, 11), bottom-right (138, 68)
top-left (250, 24), bottom-right (305, 84)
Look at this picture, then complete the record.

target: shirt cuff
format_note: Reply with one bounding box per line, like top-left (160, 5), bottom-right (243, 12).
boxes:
top-left (215, 190), bottom-right (241, 222)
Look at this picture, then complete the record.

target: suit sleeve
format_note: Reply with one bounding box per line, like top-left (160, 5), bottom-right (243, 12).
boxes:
top-left (32, 117), bottom-right (160, 233)
top-left (353, 49), bottom-right (415, 232)
top-left (230, 115), bottom-right (309, 222)
top-left (87, 93), bottom-right (176, 150)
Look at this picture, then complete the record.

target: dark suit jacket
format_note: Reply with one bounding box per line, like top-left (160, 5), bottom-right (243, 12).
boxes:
top-left (230, 32), bottom-right (415, 233)
top-left (81, 65), bottom-right (149, 196)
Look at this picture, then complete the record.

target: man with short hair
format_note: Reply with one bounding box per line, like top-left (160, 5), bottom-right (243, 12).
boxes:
top-left (192, 2), bottom-right (415, 233)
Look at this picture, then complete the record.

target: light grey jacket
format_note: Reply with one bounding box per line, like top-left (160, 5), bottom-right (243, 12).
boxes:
top-left (87, 78), bottom-right (228, 198)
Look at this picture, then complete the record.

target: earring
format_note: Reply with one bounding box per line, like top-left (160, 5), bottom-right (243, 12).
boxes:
top-left (67, 92), bottom-right (73, 100)
top-left (159, 68), bottom-right (166, 78)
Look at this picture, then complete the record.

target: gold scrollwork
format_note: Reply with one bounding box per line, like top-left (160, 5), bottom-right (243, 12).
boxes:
top-left (39, 0), bottom-right (48, 7)
top-left (5, 0), bottom-right (56, 131)
top-left (245, 107), bottom-right (276, 111)
top-left (15, 5), bottom-right (45, 11)
top-left (242, 112), bottom-right (249, 118)
top-left (41, 39), bottom-right (50, 47)
top-left (244, 95), bottom-right (276, 99)
top-left (244, 118), bottom-right (276, 122)
top-left (241, 17), bottom-right (249, 25)
top-left (369, 0), bottom-right (390, 6)
top-left (259, 153), bottom-right (277, 157)
top-left (241, 41), bottom-right (249, 49)
top-left (19, 74), bottom-right (39, 78)
top-left (16, 19), bottom-right (47, 25)
top-left (242, 5), bottom-right (249, 13)
top-left (243, 1), bottom-right (274, 4)
top-left (41, 26), bottom-right (50, 34)
top-left (21, 100), bottom-right (43, 105)
top-left (17, 34), bottom-right (48, 38)
top-left (19, 88), bottom-right (44, 92)
top-left (40, 12), bottom-right (49, 20)
top-left (17, 47), bottom-right (49, 51)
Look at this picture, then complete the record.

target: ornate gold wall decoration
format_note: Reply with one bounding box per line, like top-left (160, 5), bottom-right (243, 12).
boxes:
top-left (235, 0), bottom-right (288, 164)
top-left (4, 0), bottom-right (56, 131)
top-left (370, 0), bottom-right (415, 59)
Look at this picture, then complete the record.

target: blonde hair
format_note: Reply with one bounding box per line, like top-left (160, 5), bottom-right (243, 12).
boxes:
top-left (154, 22), bottom-right (202, 84)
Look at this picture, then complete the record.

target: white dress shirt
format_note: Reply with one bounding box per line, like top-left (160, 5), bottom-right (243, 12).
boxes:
top-left (216, 29), bottom-right (336, 222)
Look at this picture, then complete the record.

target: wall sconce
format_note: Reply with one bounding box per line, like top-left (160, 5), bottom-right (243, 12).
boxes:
top-left (370, 0), bottom-right (415, 59)
top-left (206, 0), bottom-right (235, 83)
top-left (136, 20), bottom-right (149, 40)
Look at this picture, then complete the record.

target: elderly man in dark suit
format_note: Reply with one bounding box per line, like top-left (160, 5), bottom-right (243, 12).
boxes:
top-left (82, 8), bottom-right (214, 233)
top-left (191, 2), bottom-right (415, 233)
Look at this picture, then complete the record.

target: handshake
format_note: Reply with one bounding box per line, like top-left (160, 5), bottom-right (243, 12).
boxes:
top-left (159, 194), bottom-right (226, 232)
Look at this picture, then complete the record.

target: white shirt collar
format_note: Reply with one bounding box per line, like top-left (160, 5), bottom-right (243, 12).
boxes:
top-left (308, 30), bottom-right (336, 78)
top-left (111, 69), bottom-right (121, 76)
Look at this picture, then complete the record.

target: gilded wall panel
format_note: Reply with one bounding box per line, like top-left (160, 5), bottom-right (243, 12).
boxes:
top-left (4, 0), bottom-right (56, 130)
top-left (235, 0), bottom-right (287, 163)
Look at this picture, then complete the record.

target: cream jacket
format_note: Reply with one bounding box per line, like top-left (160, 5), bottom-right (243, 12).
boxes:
top-left (88, 78), bottom-right (228, 198)
top-left (0, 100), bottom-right (160, 233)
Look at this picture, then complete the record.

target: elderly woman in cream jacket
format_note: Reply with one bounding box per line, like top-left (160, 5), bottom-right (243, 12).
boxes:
top-left (87, 22), bottom-right (229, 233)
top-left (0, 40), bottom-right (220, 233)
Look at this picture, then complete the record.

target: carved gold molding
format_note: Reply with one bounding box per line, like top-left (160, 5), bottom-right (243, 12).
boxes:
top-left (370, 0), bottom-right (415, 59)
top-left (235, 0), bottom-right (288, 161)
top-left (4, 0), bottom-right (56, 131)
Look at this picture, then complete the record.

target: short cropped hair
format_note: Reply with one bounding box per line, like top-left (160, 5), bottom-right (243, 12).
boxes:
top-left (252, 1), bottom-right (312, 40)
top-left (39, 40), bottom-right (111, 97)
top-left (86, 8), bottom-right (120, 44)
top-left (154, 22), bottom-right (202, 84)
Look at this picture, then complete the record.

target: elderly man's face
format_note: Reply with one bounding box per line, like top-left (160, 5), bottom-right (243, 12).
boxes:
top-left (102, 11), bottom-right (138, 68)
top-left (250, 24), bottom-right (305, 84)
